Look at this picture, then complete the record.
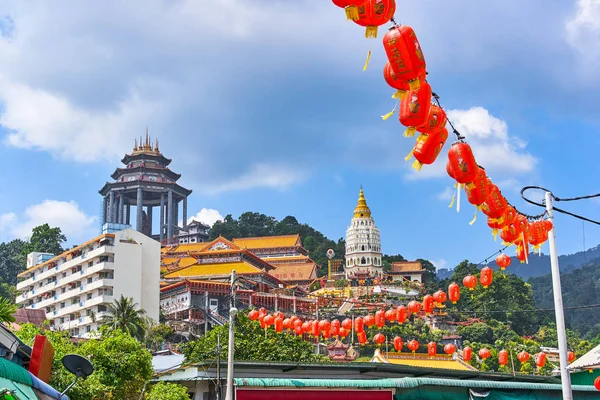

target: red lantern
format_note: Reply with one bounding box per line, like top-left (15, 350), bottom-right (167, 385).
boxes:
top-left (394, 336), bottom-right (403, 351)
top-left (428, 342), bottom-right (437, 357)
top-left (463, 346), bottom-right (472, 361)
top-left (264, 315), bottom-right (275, 327)
top-left (319, 319), bottom-right (331, 333)
top-left (339, 327), bottom-right (349, 338)
top-left (399, 82), bottom-right (432, 137)
top-left (373, 333), bottom-right (386, 345)
top-left (302, 321), bottom-right (311, 333)
top-left (481, 184), bottom-right (508, 219)
top-left (354, 317), bottom-right (365, 333)
top-left (294, 325), bottom-right (303, 335)
top-left (408, 128), bottom-right (448, 171)
top-left (342, 318), bottom-right (353, 330)
top-left (498, 349), bottom-right (509, 366)
top-left (385, 309), bottom-right (397, 322)
top-left (418, 104), bottom-right (446, 134)
top-left (568, 351), bottom-right (576, 363)
top-left (465, 167), bottom-right (489, 206)
top-left (275, 311), bottom-right (285, 320)
top-left (330, 325), bottom-right (340, 337)
top-left (354, 0), bottom-right (396, 38)
top-left (357, 331), bottom-right (367, 344)
top-left (444, 343), bottom-right (456, 355)
top-left (422, 295), bottom-right (434, 315)
top-left (517, 351), bottom-right (530, 363)
top-left (407, 340), bottom-right (419, 353)
top-left (396, 305), bottom-right (408, 324)
top-left (382, 25), bottom-right (427, 89)
top-left (594, 376), bottom-right (600, 391)
top-left (487, 216), bottom-right (505, 241)
top-left (407, 300), bottom-right (421, 314)
top-left (258, 307), bottom-right (267, 316)
top-left (433, 290), bottom-right (447, 304)
top-left (332, 0), bottom-right (363, 21)
top-left (501, 220), bottom-right (521, 244)
top-left (447, 142), bottom-right (478, 185)
top-left (463, 275), bottom-right (477, 290)
top-left (248, 309), bottom-right (259, 321)
top-left (375, 310), bottom-right (386, 328)
top-left (544, 219), bottom-right (553, 233)
top-left (495, 253), bottom-right (511, 271)
top-left (322, 329), bottom-right (331, 339)
top-left (536, 352), bottom-right (547, 368)
top-left (259, 314), bottom-right (266, 329)
top-left (293, 319), bottom-right (303, 330)
top-left (480, 267), bottom-right (493, 288)
top-left (274, 317), bottom-right (284, 333)
top-left (448, 282), bottom-right (460, 304)
top-left (516, 244), bottom-right (528, 264)
top-left (383, 62), bottom-right (424, 101)
top-left (282, 318), bottom-right (292, 330)
top-left (446, 160), bottom-right (455, 180)
top-left (311, 320), bottom-right (320, 337)
top-left (331, 319), bottom-right (341, 329)
top-left (479, 348), bottom-right (491, 360)
top-left (364, 314), bottom-right (376, 328)
top-left (528, 220), bottom-right (550, 251)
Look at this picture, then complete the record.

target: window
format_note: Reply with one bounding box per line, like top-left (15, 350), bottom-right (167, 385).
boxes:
top-left (361, 257), bottom-right (366, 265)
top-left (87, 294), bottom-right (92, 300)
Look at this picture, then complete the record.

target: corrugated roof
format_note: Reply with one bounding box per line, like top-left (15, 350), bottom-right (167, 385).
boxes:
top-left (390, 261), bottom-right (423, 273)
top-left (0, 357), bottom-right (33, 386)
top-left (232, 235), bottom-right (301, 249)
top-left (269, 263), bottom-right (316, 282)
top-left (12, 309), bottom-right (47, 327)
top-left (163, 262), bottom-right (262, 279)
top-left (568, 343), bottom-right (600, 370)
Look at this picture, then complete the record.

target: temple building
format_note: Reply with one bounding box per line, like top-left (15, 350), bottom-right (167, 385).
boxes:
top-left (98, 131), bottom-right (192, 244)
top-left (344, 187), bottom-right (383, 282)
top-left (386, 261), bottom-right (425, 284)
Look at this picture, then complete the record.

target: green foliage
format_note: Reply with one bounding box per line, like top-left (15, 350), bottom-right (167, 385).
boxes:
top-left (21, 223), bottom-right (66, 257)
top-left (209, 212), bottom-right (345, 275)
top-left (183, 313), bottom-right (327, 363)
top-left (0, 297), bottom-right (16, 323)
top-left (146, 382), bottom-right (190, 400)
top-left (144, 319), bottom-right (174, 351)
top-left (334, 279), bottom-right (348, 289)
top-left (417, 258), bottom-right (438, 292)
top-left (13, 324), bottom-right (152, 400)
top-left (101, 295), bottom-right (147, 341)
top-left (0, 239), bottom-right (26, 289)
top-left (457, 322), bottom-right (493, 344)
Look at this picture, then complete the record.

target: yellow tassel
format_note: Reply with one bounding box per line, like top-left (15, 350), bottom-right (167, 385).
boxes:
top-left (365, 26), bottom-right (378, 38)
top-left (466, 182), bottom-right (476, 190)
top-left (492, 229), bottom-right (498, 241)
top-left (501, 241), bottom-right (513, 247)
top-left (381, 107), bottom-right (396, 120)
top-left (404, 127), bottom-right (416, 137)
top-left (363, 50), bottom-right (371, 71)
top-left (392, 90), bottom-right (407, 100)
top-left (345, 6), bottom-right (359, 21)
top-left (412, 160), bottom-right (423, 171)
top-left (417, 133), bottom-right (428, 143)
top-left (448, 195), bottom-right (456, 208)
top-left (469, 210), bottom-right (477, 226)
top-left (408, 79), bottom-right (421, 90)
top-left (404, 149), bottom-right (415, 161)
top-left (453, 182), bottom-right (458, 188)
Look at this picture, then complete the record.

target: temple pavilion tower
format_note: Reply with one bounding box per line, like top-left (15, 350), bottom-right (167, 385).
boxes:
top-left (98, 130), bottom-right (192, 243)
top-left (344, 187), bottom-right (383, 281)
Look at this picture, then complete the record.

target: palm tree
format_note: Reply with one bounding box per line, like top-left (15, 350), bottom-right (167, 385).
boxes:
top-left (0, 298), bottom-right (16, 324)
top-left (101, 295), bottom-right (146, 341)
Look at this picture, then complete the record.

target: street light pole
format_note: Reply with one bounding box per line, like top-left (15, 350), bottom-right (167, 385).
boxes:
top-left (545, 192), bottom-right (572, 400)
top-left (225, 270), bottom-right (237, 400)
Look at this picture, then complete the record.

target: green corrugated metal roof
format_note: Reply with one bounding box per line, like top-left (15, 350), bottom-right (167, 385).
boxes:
top-left (234, 377), bottom-right (598, 392)
top-left (0, 358), bottom-right (32, 387)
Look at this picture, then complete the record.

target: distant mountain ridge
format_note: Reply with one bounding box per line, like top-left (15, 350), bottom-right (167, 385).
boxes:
top-left (437, 243), bottom-right (600, 280)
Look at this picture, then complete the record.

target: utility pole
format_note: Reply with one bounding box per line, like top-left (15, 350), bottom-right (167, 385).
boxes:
top-left (545, 192), bottom-right (572, 400)
top-left (216, 333), bottom-right (221, 400)
top-left (225, 270), bottom-right (237, 400)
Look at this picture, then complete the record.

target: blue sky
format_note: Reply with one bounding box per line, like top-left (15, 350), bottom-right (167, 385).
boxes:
top-left (1, 0), bottom-right (599, 271)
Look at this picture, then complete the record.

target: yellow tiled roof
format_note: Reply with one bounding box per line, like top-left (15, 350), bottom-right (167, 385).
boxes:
top-left (162, 256), bottom-right (198, 271)
top-left (163, 261), bottom-right (262, 279)
top-left (371, 350), bottom-right (476, 371)
top-left (232, 235), bottom-right (301, 249)
top-left (162, 242), bottom-right (208, 254)
top-left (263, 255), bottom-right (311, 262)
top-left (269, 263), bottom-right (317, 281)
top-left (390, 261), bottom-right (423, 273)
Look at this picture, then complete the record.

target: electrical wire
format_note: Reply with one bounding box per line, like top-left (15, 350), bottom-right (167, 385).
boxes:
top-left (520, 186), bottom-right (600, 226)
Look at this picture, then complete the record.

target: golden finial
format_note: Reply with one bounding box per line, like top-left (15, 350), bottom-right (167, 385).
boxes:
top-left (145, 127), bottom-right (149, 148)
top-left (134, 138), bottom-right (138, 151)
top-left (155, 138), bottom-right (160, 152)
top-left (353, 186), bottom-right (372, 218)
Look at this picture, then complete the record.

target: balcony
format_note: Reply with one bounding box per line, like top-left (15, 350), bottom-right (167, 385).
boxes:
top-left (51, 295), bottom-right (114, 319)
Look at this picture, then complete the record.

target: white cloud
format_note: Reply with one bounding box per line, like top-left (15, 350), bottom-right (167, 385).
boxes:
top-left (436, 187), bottom-right (455, 202)
top-left (405, 107), bottom-right (536, 181)
top-left (188, 208), bottom-right (224, 228)
top-left (430, 258), bottom-right (448, 271)
top-left (566, 0), bottom-right (600, 67)
top-left (1, 200), bottom-right (96, 241)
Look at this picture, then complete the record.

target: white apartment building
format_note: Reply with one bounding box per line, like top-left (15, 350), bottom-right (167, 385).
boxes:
top-left (16, 227), bottom-right (160, 338)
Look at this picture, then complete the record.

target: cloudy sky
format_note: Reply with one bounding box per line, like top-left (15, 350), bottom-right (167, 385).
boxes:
top-left (1, 0), bottom-right (599, 271)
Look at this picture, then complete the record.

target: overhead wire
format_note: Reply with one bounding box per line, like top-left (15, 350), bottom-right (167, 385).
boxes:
top-left (520, 186), bottom-right (600, 226)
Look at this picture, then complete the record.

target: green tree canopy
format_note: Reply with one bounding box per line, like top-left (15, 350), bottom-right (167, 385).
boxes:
top-left (147, 382), bottom-right (190, 400)
top-left (21, 223), bottom-right (66, 256)
top-left (101, 295), bottom-right (147, 341)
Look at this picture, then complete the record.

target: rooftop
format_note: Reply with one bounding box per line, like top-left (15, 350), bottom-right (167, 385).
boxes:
top-left (232, 235), bottom-right (302, 250)
top-left (390, 261), bottom-right (424, 273)
top-left (163, 261), bottom-right (263, 279)
top-left (371, 349), bottom-right (476, 371)
top-left (568, 343), bottom-right (600, 370)
top-left (269, 263), bottom-right (317, 282)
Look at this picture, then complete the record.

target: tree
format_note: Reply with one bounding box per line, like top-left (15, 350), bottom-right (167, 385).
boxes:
top-left (147, 382), bottom-right (190, 400)
top-left (457, 322), bottom-right (494, 344)
top-left (183, 313), bottom-right (327, 363)
top-left (0, 239), bottom-right (27, 287)
top-left (0, 297), bottom-right (16, 323)
top-left (21, 223), bottom-right (67, 257)
top-left (101, 295), bottom-right (147, 341)
top-left (417, 258), bottom-right (438, 292)
top-left (143, 318), bottom-right (174, 351)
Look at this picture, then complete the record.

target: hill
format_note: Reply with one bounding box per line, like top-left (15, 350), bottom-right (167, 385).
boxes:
top-left (528, 262), bottom-right (600, 338)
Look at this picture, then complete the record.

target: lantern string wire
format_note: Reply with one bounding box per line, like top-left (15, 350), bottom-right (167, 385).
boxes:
top-left (521, 186), bottom-right (600, 226)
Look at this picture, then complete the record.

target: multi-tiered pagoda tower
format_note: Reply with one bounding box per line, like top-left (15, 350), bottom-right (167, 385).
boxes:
top-left (99, 130), bottom-right (192, 243)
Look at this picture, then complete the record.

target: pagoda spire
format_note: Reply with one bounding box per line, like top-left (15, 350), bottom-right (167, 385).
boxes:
top-left (155, 138), bottom-right (160, 152)
top-left (134, 138), bottom-right (138, 151)
top-left (353, 186), bottom-right (372, 218)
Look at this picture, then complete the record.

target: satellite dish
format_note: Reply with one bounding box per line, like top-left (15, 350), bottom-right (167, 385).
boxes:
top-left (62, 354), bottom-right (94, 379)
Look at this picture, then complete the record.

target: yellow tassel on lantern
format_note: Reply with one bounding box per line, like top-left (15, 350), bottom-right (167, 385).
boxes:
top-left (448, 195), bottom-right (456, 208)
top-left (501, 241), bottom-right (513, 246)
top-left (365, 26), bottom-right (378, 38)
top-left (469, 209), bottom-right (477, 225)
top-left (345, 5), bottom-right (359, 21)
top-left (408, 79), bottom-right (421, 90)
top-left (417, 133), bottom-right (428, 142)
top-left (363, 50), bottom-right (371, 71)
top-left (466, 182), bottom-right (476, 189)
top-left (404, 149), bottom-right (415, 161)
top-left (381, 107), bottom-right (396, 120)
top-left (412, 160), bottom-right (423, 171)
top-left (392, 90), bottom-right (407, 100)
top-left (492, 228), bottom-right (498, 241)
top-left (404, 127), bottom-right (416, 137)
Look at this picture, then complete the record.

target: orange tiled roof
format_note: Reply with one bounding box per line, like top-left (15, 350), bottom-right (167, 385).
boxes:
top-left (161, 242), bottom-right (209, 254)
top-left (390, 261), bottom-right (423, 273)
top-left (232, 234), bottom-right (301, 249)
top-left (262, 255), bottom-right (311, 263)
top-left (161, 256), bottom-right (198, 273)
top-left (371, 349), bottom-right (476, 371)
top-left (163, 261), bottom-right (262, 279)
top-left (269, 263), bottom-right (317, 282)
